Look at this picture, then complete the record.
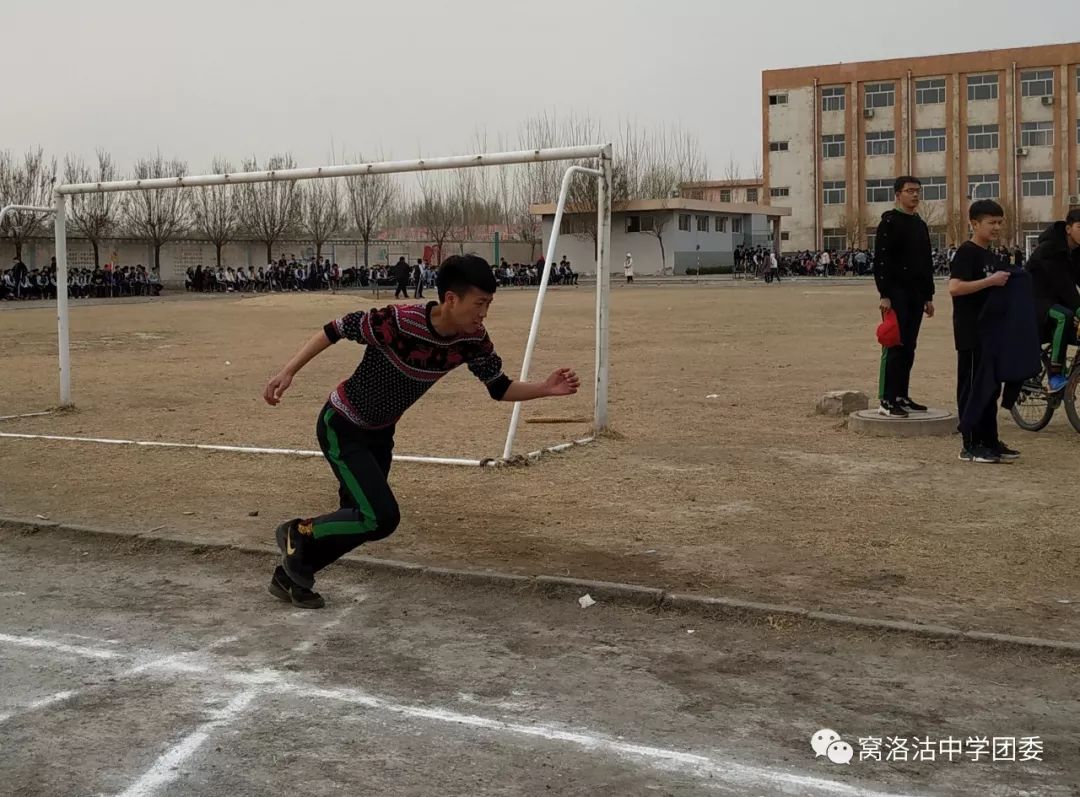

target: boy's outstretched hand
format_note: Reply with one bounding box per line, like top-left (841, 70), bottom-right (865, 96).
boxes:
top-left (544, 367), bottom-right (580, 396)
top-left (263, 371), bottom-right (293, 406)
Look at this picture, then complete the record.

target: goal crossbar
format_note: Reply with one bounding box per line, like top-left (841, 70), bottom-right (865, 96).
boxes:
top-left (32, 144), bottom-right (614, 464)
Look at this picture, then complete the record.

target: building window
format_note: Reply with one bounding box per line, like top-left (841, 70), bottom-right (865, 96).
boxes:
top-left (915, 78), bottom-right (946, 105)
top-left (1022, 172), bottom-right (1055, 197)
top-left (821, 86), bottom-right (846, 112)
top-left (1020, 69), bottom-right (1054, 97)
top-left (821, 134), bottom-right (845, 159)
top-left (822, 228), bottom-right (846, 251)
top-left (967, 123), bottom-right (999, 151)
top-left (625, 215), bottom-right (641, 233)
top-left (915, 128), bottom-right (947, 154)
top-left (780, 231), bottom-right (790, 241)
top-left (1076, 66), bottom-right (1080, 94)
top-left (866, 178), bottom-right (893, 204)
top-left (746, 188), bottom-right (758, 203)
top-left (921, 176), bottom-right (947, 201)
top-left (715, 216), bottom-right (727, 233)
top-left (967, 73), bottom-right (999, 101)
top-left (719, 189), bottom-right (732, 202)
top-left (865, 130), bottom-right (896, 157)
top-left (1020, 120), bottom-right (1055, 148)
top-left (696, 215), bottom-right (710, 232)
top-left (640, 215), bottom-right (656, 232)
top-left (864, 82), bottom-right (895, 108)
top-left (769, 141), bottom-right (789, 152)
top-left (732, 217), bottom-right (742, 234)
top-left (823, 181), bottom-right (846, 205)
top-left (1077, 118), bottom-right (1080, 145)
top-left (967, 173), bottom-right (1000, 199)
top-left (678, 214), bottom-right (691, 231)
top-left (769, 186), bottom-right (790, 198)
top-left (769, 93), bottom-right (788, 105)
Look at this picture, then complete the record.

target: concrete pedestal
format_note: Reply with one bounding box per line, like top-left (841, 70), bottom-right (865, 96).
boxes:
top-left (848, 407), bottom-right (956, 438)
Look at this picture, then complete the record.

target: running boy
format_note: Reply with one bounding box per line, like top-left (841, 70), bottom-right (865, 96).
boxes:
top-left (948, 199), bottom-right (1012, 463)
top-left (262, 255), bottom-right (580, 608)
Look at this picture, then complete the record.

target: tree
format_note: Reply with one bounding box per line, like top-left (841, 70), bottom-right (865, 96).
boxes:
top-left (239, 153), bottom-right (300, 264)
top-left (833, 205), bottom-right (866, 250)
top-left (300, 178), bottom-right (343, 261)
top-left (345, 155), bottom-right (397, 269)
top-left (121, 153), bottom-right (190, 271)
top-left (191, 157), bottom-right (240, 268)
top-left (0, 147), bottom-right (56, 260)
top-left (415, 175), bottom-right (456, 265)
top-left (64, 150), bottom-right (117, 268)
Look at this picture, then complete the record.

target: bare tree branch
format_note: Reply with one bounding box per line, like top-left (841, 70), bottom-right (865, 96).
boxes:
top-left (345, 154), bottom-right (398, 270)
top-left (415, 174), bottom-right (456, 264)
top-left (239, 153), bottom-right (300, 264)
top-left (300, 178), bottom-right (343, 261)
top-left (121, 152), bottom-right (190, 271)
top-left (0, 147), bottom-right (57, 260)
top-left (64, 149), bottom-right (117, 268)
top-left (192, 157), bottom-right (240, 268)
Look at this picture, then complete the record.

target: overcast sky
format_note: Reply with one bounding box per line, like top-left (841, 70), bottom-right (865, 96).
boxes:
top-left (3, 0), bottom-right (1074, 177)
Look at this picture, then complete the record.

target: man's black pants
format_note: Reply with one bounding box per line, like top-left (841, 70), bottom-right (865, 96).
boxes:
top-left (395, 280), bottom-right (409, 298)
top-left (956, 348), bottom-right (1000, 450)
top-left (883, 289), bottom-right (926, 403)
top-left (287, 404), bottom-right (401, 588)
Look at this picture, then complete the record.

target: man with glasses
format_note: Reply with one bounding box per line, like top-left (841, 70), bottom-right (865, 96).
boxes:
top-left (874, 176), bottom-right (936, 418)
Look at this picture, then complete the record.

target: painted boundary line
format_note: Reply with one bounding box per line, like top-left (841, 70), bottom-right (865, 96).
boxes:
top-left (2, 515), bottom-right (1077, 655)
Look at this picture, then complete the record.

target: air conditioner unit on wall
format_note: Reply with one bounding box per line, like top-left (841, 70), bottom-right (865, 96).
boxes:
top-left (1041, 95), bottom-right (1055, 106)
top-left (1016, 147), bottom-right (1029, 157)
top-left (1069, 195), bottom-right (1080, 205)
top-left (862, 108), bottom-right (875, 119)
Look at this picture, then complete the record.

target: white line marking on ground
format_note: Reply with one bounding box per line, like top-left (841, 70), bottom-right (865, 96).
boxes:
top-left (291, 640), bottom-right (315, 653)
top-left (320, 605), bottom-right (355, 632)
top-left (112, 690), bottom-right (258, 797)
top-left (0, 689), bottom-right (78, 723)
top-left (1, 632), bottom-right (920, 797)
top-left (0, 591), bottom-right (27, 597)
top-left (0, 633), bottom-right (118, 659)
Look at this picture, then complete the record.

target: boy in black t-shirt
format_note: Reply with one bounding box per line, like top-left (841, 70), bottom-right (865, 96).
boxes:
top-left (948, 199), bottom-right (1012, 464)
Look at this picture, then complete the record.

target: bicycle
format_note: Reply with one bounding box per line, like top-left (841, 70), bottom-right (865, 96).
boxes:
top-left (1009, 343), bottom-right (1080, 433)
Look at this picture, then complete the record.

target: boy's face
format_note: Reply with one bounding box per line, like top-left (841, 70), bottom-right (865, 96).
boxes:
top-left (971, 215), bottom-right (1004, 242)
top-left (445, 287), bottom-right (493, 334)
top-left (896, 183), bottom-right (921, 212)
top-left (1067, 222), bottom-right (1080, 248)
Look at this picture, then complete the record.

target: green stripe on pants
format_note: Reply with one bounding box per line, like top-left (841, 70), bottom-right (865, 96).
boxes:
top-left (314, 407), bottom-right (380, 539)
top-left (878, 346), bottom-right (887, 401)
top-left (1049, 307), bottom-right (1071, 370)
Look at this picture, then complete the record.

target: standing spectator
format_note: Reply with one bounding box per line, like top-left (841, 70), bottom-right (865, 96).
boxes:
top-left (413, 258), bottom-right (425, 299)
top-left (874, 176), bottom-right (935, 418)
top-left (393, 256), bottom-right (411, 299)
top-left (623, 253), bottom-right (634, 284)
top-left (769, 250), bottom-right (780, 283)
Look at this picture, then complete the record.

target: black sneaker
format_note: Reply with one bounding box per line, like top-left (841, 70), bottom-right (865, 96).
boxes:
top-left (275, 518), bottom-right (316, 590)
top-left (958, 448), bottom-right (974, 462)
top-left (268, 565), bottom-right (325, 609)
top-left (879, 400), bottom-right (909, 418)
top-left (991, 441), bottom-right (1020, 461)
top-left (970, 445), bottom-right (1002, 464)
top-left (897, 397), bottom-right (928, 413)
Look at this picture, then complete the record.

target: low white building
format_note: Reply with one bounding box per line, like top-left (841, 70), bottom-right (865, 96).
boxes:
top-left (531, 198), bottom-right (791, 275)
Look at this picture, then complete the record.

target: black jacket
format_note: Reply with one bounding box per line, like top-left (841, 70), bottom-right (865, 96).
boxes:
top-left (873, 209), bottom-right (935, 300)
top-left (1025, 221), bottom-right (1080, 321)
top-left (393, 260), bottom-right (410, 282)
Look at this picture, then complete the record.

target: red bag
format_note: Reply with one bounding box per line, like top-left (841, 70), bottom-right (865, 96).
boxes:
top-left (876, 308), bottom-right (901, 347)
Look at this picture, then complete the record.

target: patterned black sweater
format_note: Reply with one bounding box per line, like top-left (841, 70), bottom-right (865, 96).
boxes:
top-left (323, 302), bottom-right (511, 430)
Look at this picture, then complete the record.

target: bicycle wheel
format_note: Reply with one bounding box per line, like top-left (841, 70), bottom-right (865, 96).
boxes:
top-left (1063, 370), bottom-right (1080, 434)
top-left (1011, 384), bottom-right (1056, 431)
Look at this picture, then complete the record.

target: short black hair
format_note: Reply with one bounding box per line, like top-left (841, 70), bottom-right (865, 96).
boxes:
top-left (969, 199), bottom-right (1005, 222)
top-left (1066, 208), bottom-right (1080, 226)
top-left (894, 176), bottom-right (921, 194)
top-left (437, 254), bottom-right (497, 302)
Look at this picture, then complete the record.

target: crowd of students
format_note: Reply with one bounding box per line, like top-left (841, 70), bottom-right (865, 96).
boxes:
top-left (494, 257), bottom-right (579, 288)
top-left (183, 256), bottom-right (443, 294)
top-left (1, 257), bottom-right (162, 301)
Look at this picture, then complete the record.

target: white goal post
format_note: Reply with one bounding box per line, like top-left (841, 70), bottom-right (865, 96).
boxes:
top-left (14, 144), bottom-right (614, 464)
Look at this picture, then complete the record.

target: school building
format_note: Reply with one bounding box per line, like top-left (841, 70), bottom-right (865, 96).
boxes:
top-left (531, 198), bottom-right (790, 275)
top-left (761, 42), bottom-right (1080, 252)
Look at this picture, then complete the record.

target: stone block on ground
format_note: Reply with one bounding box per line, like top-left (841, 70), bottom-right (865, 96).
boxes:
top-left (816, 390), bottom-right (869, 416)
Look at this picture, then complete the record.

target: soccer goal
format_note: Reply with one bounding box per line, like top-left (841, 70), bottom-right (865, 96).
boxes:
top-left (8, 145), bottom-right (614, 466)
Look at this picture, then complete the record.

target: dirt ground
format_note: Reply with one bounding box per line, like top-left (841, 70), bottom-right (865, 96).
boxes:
top-left (3, 528), bottom-right (1077, 796)
top-left (0, 283), bottom-right (1078, 638)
